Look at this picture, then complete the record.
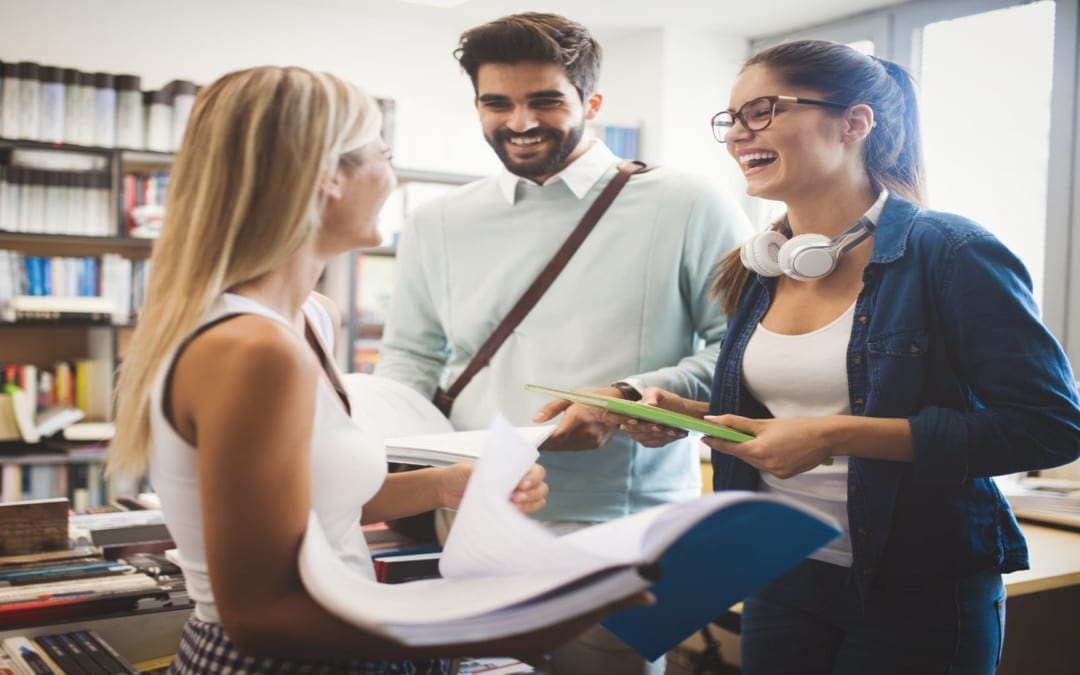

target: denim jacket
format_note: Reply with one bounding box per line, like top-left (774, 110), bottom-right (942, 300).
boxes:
top-left (710, 193), bottom-right (1080, 593)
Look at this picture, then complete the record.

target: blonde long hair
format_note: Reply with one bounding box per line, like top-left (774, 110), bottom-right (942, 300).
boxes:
top-left (109, 67), bottom-right (382, 477)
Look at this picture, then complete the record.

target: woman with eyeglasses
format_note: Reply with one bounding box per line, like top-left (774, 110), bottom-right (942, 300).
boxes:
top-left (615, 40), bottom-right (1080, 674)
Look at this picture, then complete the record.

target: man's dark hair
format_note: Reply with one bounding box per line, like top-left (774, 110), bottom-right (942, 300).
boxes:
top-left (454, 13), bottom-right (602, 101)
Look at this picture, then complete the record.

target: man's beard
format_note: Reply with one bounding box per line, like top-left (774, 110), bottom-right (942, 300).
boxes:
top-left (487, 121), bottom-right (585, 179)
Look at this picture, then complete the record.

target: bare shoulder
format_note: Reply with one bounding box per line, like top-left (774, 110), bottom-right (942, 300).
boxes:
top-left (170, 316), bottom-right (319, 435)
top-left (186, 315), bottom-right (314, 374)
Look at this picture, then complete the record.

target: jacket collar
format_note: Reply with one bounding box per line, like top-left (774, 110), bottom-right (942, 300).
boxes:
top-left (868, 192), bottom-right (920, 265)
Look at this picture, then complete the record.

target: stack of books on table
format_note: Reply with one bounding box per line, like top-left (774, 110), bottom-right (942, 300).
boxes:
top-left (0, 551), bottom-right (177, 628)
top-left (0, 499), bottom-right (185, 628)
top-left (997, 475), bottom-right (1080, 529)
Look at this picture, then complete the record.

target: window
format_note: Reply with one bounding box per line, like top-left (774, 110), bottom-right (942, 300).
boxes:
top-left (920, 2), bottom-right (1056, 305)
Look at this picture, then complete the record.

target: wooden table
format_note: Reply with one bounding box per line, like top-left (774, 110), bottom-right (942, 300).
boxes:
top-left (1003, 521), bottom-right (1080, 595)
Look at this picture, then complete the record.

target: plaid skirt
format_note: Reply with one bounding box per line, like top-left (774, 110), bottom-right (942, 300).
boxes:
top-left (170, 615), bottom-right (451, 674)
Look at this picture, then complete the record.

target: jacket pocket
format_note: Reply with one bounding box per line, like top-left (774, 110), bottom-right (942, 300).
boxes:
top-left (865, 328), bottom-right (929, 415)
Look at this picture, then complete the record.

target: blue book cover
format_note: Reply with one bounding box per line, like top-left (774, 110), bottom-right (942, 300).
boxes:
top-left (602, 499), bottom-right (839, 661)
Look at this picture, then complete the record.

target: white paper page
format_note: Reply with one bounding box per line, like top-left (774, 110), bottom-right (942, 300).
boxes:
top-left (388, 568), bottom-right (649, 646)
top-left (635, 491), bottom-right (843, 561)
top-left (559, 504), bottom-right (672, 562)
top-left (439, 414), bottom-right (618, 578)
top-left (343, 373), bottom-right (453, 438)
top-left (386, 425), bottom-right (555, 463)
top-left (299, 509), bottom-right (629, 627)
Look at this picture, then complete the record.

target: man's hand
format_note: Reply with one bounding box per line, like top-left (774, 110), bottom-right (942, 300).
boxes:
top-left (611, 387), bottom-right (706, 447)
top-left (436, 462), bottom-right (549, 513)
top-left (532, 385), bottom-right (624, 452)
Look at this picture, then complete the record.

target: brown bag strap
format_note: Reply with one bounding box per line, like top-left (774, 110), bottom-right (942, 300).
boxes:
top-left (442, 160), bottom-right (648, 402)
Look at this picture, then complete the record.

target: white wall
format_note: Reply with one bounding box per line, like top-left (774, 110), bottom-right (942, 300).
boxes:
top-left (599, 28), bottom-right (759, 224)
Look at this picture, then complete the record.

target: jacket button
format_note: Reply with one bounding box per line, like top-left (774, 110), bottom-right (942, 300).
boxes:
top-left (858, 315), bottom-right (869, 325)
top-left (857, 527), bottom-right (868, 536)
top-left (909, 344), bottom-right (920, 353)
top-left (849, 484), bottom-right (858, 494)
top-left (853, 355), bottom-right (863, 365)
top-left (854, 397), bottom-right (864, 406)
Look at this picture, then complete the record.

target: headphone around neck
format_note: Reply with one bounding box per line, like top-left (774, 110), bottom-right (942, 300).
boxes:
top-left (739, 217), bottom-right (876, 282)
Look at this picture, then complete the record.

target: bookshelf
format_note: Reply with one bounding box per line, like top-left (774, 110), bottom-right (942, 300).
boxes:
top-left (337, 167), bottom-right (479, 373)
top-left (1, 136), bottom-right (166, 508)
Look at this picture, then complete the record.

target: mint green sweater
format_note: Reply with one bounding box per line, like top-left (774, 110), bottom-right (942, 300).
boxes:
top-left (376, 160), bottom-right (752, 520)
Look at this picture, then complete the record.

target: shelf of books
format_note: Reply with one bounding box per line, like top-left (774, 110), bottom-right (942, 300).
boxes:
top-left (1, 132), bottom-right (159, 513)
top-left (343, 170), bottom-right (479, 373)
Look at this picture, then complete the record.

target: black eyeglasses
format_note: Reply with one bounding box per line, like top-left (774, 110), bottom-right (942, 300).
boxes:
top-left (711, 95), bottom-right (849, 143)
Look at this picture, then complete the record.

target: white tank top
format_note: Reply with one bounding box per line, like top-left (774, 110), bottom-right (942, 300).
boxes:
top-left (149, 293), bottom-right (386, 623)
top-left (742, 301), bottom-right (856, 567)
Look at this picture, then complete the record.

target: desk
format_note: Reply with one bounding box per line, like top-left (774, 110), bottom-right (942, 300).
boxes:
top-left (1002, 522), bottom-right (1080, 595)
top-left (999, 522), bottom-right (1080, 675)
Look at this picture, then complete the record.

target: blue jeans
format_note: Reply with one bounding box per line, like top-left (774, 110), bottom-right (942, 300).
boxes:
top-left (741, 559), bottom-right (1005, 675)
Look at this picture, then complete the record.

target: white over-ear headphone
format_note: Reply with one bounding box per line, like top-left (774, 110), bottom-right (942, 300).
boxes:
top-left (739, 217), bottom-right (875, 282)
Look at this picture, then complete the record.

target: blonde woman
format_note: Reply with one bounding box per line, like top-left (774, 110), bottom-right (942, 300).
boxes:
top-left (111, 66), bottom-right (644, 673)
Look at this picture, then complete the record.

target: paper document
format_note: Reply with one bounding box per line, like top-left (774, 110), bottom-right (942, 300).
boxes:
top-left (343, 373), bottom-right (554, 466)
top-left (343, 373), bottom-right (453, 439)
top-left (299, 413), bottom-right (841, 658)
top-left (384, 425), bottom-right (555, 467)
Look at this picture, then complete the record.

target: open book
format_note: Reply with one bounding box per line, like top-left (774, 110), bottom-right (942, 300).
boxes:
top-left (343, 373), bottom-right (554, 466)
top-left (384, 426), bottom-right (555, 466)
top-left (0, 391), bottom-right (84, 444)
top-left (299, 414), bottom-right (841, 660)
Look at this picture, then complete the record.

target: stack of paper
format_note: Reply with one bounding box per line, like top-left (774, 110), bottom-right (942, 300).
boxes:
top-left (997, 476), bottom-right (1080, 528)
top-left (384, 426), bottom-right (555, 466)
top-left (343, 373), bottom-right (555, 466)
top-left (300, 414), bottom-right (841, 660)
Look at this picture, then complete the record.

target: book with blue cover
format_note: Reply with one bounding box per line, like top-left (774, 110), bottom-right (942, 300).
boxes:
top-left (300, 414), bottom-right (840, 660)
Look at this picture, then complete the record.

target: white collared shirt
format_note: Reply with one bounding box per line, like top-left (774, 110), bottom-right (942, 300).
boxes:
top-left (497, 138), bottom-right (620, 205)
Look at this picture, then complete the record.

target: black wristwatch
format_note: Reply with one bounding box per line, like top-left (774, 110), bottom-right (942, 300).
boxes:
top-left (610, 381), bottom-right (643, 401)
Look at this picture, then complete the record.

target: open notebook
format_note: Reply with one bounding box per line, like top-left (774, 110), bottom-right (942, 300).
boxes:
top-left (343, 373), bottom-right (554, 466)
top-left (300, 414), bottom-right (841, 661)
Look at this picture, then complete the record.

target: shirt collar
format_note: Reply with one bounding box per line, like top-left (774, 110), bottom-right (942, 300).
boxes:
top-left (497, 139), bottom-right (620, 205)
